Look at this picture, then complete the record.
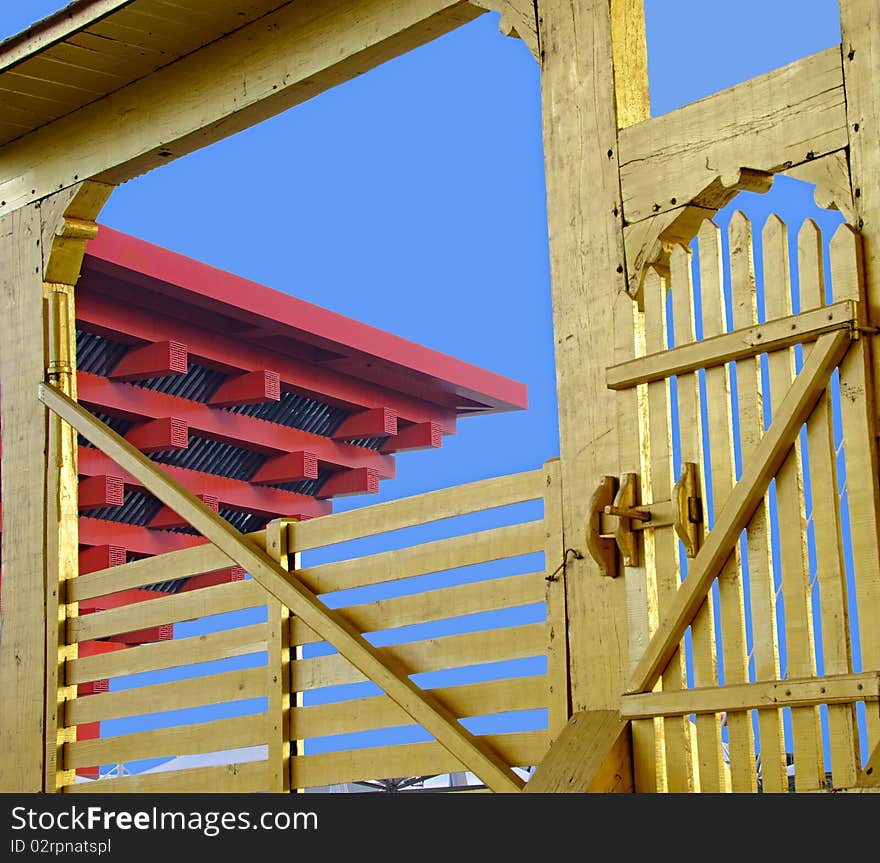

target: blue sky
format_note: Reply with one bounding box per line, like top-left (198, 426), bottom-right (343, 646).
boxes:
top-left (0, 2), bottom-right (858, 782)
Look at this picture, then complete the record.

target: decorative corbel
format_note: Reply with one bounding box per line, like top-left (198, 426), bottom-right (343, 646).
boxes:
top-left (623, 168), bottom-right (773, 302)
top-left (469, 0), bottom-right (539, 61)
top-left (783, 149), bottom-right (857, 226)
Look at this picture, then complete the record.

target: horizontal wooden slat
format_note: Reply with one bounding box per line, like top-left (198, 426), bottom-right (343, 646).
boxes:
top-left (294, 732), bottom-right (548, 789)
top-left (66, 666), bottom-right (267, 725)
top-left (63, 759), bottom-right (268, 793)
top-left (66, 623), bottom-right (268, 685)
top-left (65, 713), bottom-right (266, 769)
top-left (291, 571), bottom-right (544, 646)
top-left (295, 521), bottom-right (544, 596)
top-left (292, 675), bottom-right (547, 739)
top-left (68, 579), bottom-right (264, 643)
top-left (293, 623), bottom-right (545, 692)
top-left (607, 300), bottom-right (856, 390)
top-left (69, 531), bottom-right (266, 602)
top-left (621, 672), bottom-right (880, 718)
top-left (291, 469), bottom-right (543, 551)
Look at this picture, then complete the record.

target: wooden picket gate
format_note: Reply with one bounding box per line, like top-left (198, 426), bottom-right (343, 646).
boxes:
top-left (600, 212), bottom-right (880, 792)
top-left (55, 461), bottom-right (566, 793)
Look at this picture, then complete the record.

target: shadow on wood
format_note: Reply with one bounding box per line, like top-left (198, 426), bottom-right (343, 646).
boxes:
top-left (524, 710), bottom-right (632, 793)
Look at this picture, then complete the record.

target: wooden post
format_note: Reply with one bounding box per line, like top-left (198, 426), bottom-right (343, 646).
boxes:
top-left (0, 203), bottom-right (48, 792)
top-left (265, 519), bottom-right (292, 793)
top-left (537, 0), bottom-right (649, 717)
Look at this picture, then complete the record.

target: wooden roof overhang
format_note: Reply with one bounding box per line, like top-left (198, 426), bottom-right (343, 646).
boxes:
top-left (0, 0), bottom-right (487, 213)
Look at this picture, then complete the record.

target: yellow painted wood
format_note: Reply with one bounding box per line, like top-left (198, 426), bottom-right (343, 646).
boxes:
top-left (292, 468), bottom-right (543, 551)
top-left (69, 536), bottom-right (264, 602)
top-left (293, 521), bottom-right (544, 596)
top-left (525, 710), bottom-right (632, 793)
top-left (763, 214), bottom-right (825, 791)
top-left (39, 385), bottom-right (525, 793)
top-left (296, 732), bottom-right (547, 790)
top-left (0, 203), bottom-right (49, 793)
top-left (66, 624), bottom-right (267, 685)
top-left (698, 218), bottom-right (755, 792)
top-left (728, 210), bottom-right (788, 793)
top-left (611, 0), bottom-right (649, 129)
top-left (0, 0), bottom-right (485, 212)
top-left (618, 47), bottom-right (847, 225)
top-left (290, 571), bottom-right (543, 647)
top-left (292, 676), bottom-right (546, 740)
top-left (543, 459), bottom-right (570, 741)
top-left (644, 267), bottom-right (692, 792)
top-left (44, 287), bottom-right (80, 792)
top-left (64, 713), bottom-right (266, 770)
top-left (66, 666), bottom-right (268, 725)
top-left (68, 579), bottom-right (265, 643)
top-left (831, 223), bottom-right (880, 751)
top-left (669, 242), bottom-right (724, 792)
top-left (63, 759), bottom-right (269, 794)
top-left (859, 737), bottom-right (880, 788)
top-left (798, 218), bottom-right (859, 788)
top-left (265, 518), bottom-right (291, 793)
top-left (292, 623), bottom-right (545, 691)
top-left (607, 301), bottom-right (856, 390)
top-left (621, 672), bottom-right (880, 718)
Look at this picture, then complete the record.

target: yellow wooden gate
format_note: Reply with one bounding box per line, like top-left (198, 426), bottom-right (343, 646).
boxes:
top-left (594, 212), bottom-right (879, 792)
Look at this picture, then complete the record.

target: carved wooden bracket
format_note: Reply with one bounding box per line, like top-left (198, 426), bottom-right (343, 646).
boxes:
top-left (469, 0), bottom-right (539, 60)
top-left (623, 167), bottom-right (773, 303)
top-left (783, 149), bottom-right (856, 226)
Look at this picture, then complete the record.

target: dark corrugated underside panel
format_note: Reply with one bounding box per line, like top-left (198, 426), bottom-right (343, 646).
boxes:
top-left (83, 489), bottom-right (163, 526)
top-left (226, 391), bottom-right (350, 435)
top-left (150, 435), bottom-right (267, 481)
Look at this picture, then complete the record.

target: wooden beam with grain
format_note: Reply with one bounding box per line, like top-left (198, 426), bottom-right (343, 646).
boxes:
top-left (0, 0), bottom-right (485, 214)
top-left (618, 46), bottom-right (848, 226)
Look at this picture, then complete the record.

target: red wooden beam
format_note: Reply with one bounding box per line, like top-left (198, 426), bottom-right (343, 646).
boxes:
top-left (209, 370), bottom-right (280, 407)
top-left (317, 467), bottom-right (380, 499)
top-left (76, 291), bottom-right (460, 431)
top-left (108, 624), bottom-right (174, 646)
top-left (251, 451), bottom-right (318, 485)
top-left (78, 372), bottom-right (396, 478)
top-left (125, 417), bottom-right (189, 453)
top-left (78, 544), bottom-right (126, 574)
top-left (381, 421), bottom-right (442, 453)
top-left (78, 448), bottom-right (331, 519)
top-left (78, 474), bottom-right (124, 510)
top-left (332, 407), bottom-right (398, 441)
top-left (110, 340), bottom-right (188, 382)
top-left (78, 517), bottom-right (207, 556)
top-left (180, 566), bottom-right (246, 592)
top-left (150, 493), bottom-right (218, 529)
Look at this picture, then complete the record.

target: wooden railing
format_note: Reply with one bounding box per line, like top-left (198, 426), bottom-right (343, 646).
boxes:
top-left (54, 461), bottom-right (566, 793)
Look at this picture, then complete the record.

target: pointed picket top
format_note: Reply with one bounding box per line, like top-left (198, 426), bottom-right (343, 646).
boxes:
top-left (796, 218), bottom-right (825, 312)
top-left (829, 222), bottom-right (865, 304)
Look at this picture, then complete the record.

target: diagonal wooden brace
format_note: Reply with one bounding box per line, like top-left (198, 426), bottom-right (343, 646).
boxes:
top-left (626, 328), bottom-right (852, 696)
top-left (38, 382), bottom-right (525, 794)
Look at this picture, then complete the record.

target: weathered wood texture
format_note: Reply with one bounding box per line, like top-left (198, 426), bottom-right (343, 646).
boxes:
top-left (0, 204), bottom-right (47, 792)
top-left (0, 0), bottom-right (485, 212)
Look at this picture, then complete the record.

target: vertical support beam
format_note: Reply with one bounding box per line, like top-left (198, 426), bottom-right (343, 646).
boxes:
top-left (0, 203), bottom-right (48, 792)
top-left (44, 288), bottom-right (80, 792)
top-left (265, 519), bottom-right (291, 793)
top-left (543, 458), bottom-right (570, 741)
top-left (839, 1), bottom-right (880, 758)
top-left (537, 0), bottom-right (649, 720)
